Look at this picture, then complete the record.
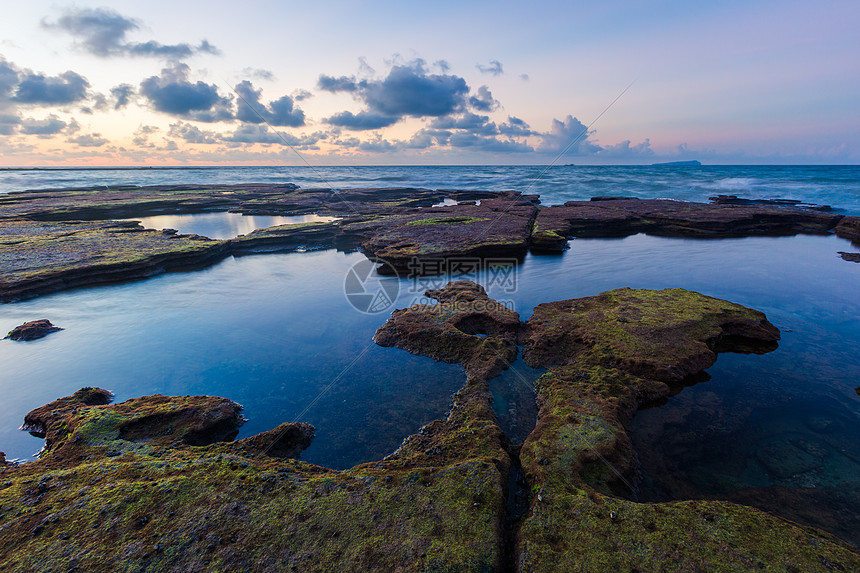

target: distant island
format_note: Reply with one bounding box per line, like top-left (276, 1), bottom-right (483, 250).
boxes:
top-left (652, 159), bottom-right (702, 166)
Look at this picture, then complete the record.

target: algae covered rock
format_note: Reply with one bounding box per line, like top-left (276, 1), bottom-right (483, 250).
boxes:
top-left (374, 280), bottom-right (521, 379)
top-left (4, 319), bottom-right (63, 341)
top-left (2, 286), bottom-right (859, 572)
top-left (521, 287), bottom-right (780, 382)
top-left (836, 216), bottom-right (860, 245)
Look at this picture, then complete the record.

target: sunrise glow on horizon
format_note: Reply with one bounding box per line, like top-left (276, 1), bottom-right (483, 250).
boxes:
top-left (1, 1), bottom-right (858, 167)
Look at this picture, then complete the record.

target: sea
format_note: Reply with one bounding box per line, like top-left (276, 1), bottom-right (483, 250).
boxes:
top-left (1, 165), bottom-right (859, 545)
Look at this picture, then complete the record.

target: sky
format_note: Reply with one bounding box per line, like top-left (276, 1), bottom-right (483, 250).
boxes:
top-left (0, 1), bottom-right (858, 166)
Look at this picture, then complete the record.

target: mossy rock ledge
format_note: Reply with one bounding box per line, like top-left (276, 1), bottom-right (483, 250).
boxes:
top-left (1, 283), bottom-right (858, 571)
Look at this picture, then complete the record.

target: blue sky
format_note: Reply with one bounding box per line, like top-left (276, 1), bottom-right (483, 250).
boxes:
top-left (0, 1), bottom-right (858, 165)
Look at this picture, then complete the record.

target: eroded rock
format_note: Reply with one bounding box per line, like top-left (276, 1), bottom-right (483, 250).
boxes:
top-left (535, 197), bottom-right (843, 241)
top-left (374, 280), bottom-right (521, 378)
top-left (836, 216), bottom-right (860, 245)
top-left (4, 319), bottom-right (63, 341)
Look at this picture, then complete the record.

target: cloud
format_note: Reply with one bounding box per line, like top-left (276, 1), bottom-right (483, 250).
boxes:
top-left (358, 137), bottom-right (400, 152)
top-left (430, 112), bottom-right (498, 136)
top-left (598, 139), bottom-right (653, 157)
top-left (363, 62), bottom-right (469, 117)
top-left (0, 113), bottom-right (21, 135)
top-left (448, 132), bottom-right (533, 153)
top-left (519, 74), bottom-right (529, 81)
top-left (320, 60), bottom-right (471, 126)
top-left (13, 70), bottom-right (90, 105)
top-left (498, 116), bottom-right (536, 137)
top-left (19, 115), bottom-right (67, 136)
top-left (221, 124), bottom-right (324, 148)
top-left (132, 124), bottom-right (158, 146)
top-left (45, 7), bottom-right (219, 59)
top-left (325, 110), bottom-right (398, 130)
top-left (168, 122), bottom-right (218, 144)
top-left (405, 129), bottom-right (452, 149)
top-left (0, 58), bottom-right (19, 102)
top-left (476, 60), bottom-right (504, 76)
top-left (234, 81), bottom-right (304, 127)
top-left (140, 63), bottom-right (232, 122)
top-left (469, 85), bottom-right (499, 112)
top-left (110, 84), bottom-right (135, 109)
top-left (539, 115), bottom-right (602, 155)
top-left (291, 89), bottom-right (313, 101)
top-left (67, 133), bottom-right (109, 147)
top-left (241, 67), bottom-right (275, 82)
top-left (317, 75), bottom-right (358, 92)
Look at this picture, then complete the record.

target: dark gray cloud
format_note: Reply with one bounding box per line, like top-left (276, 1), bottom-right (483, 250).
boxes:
top-left (13, 70), bottom-right (89, 105)
top-left (498, 116), bottom-right (536, 137)
top-left (430, 112), bottom-right (498, 136)
top-left (0, 113), bottom-right (21, 135)
top-left (358, 138), bottom-right (400, 152)
top-left (539, 115), bottom-right (602, 155)
top-left (405, 129), bottom-right (451, 148)
top-left (19, 115), bottom-right (67, 135)
top-left (0, 58), bottom-right (19, 102)
top-left (319, 60), bottom-right (470, 127)
top-left (469, 85), bottom-right (498, 112)
top-left (325, 110), bottom-right (398, 130)
top-left (234, 81), bottom-right (304, 127)
top-left (317, 75), bottom-right (358, 92)
top-left (45, 7), bottom-right (219, 59)
top-left (67, 133), bottom-right (109, 147)
top-left (476, 60), bottom-right (503, 76)
top-left (363, 63), bottom-right (468, 117)
top-left (110, 84), bottom-right (135, 109)
top-left (140, 64), bottom-right (232, 122)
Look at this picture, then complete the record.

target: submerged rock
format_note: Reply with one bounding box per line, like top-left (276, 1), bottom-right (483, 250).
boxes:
top-left (4, 319), bottom-right (63, 341)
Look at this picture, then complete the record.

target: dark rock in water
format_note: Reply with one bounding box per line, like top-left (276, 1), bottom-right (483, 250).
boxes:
top-left (590, 196), bottom-right (636, 201)
top-left (855, 387), bottom-right (860, 396)
top-left (374, 280), bottom-right (521, 379)
top-left (709, 195), bottom-right (832, 211)
top-left (21, 387), bottom-right (114, 440)
top-left (234, 422), bottom-right (314, 459)
top-left (839, 252), bottom-right (860, 263)
top-left (836, 216), bottom-right (860, 245)
top-left (534, 198), bottom-right (843, 241)
top-left (521, 287), bottom-right (780, 382)
top-left (4, 319), bottom-right (63, 341)
top-left (355, 193), bottom-right (537, 275)
top-left (1, 290), bottom-right (857, 571)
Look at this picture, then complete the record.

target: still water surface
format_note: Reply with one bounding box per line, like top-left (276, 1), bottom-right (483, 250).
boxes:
top-left (1, 218), bottom-right (858, 543)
